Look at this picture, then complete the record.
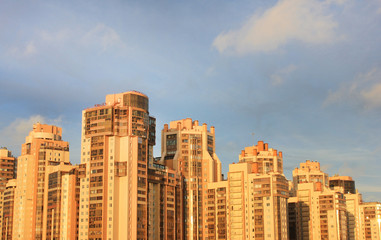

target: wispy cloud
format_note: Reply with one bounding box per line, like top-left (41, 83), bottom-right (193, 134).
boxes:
top-left (8, 41), bottom-right (37, 57)
top-left (6, 23), bottom-right (125, 60)
top-left (324, 67), bottom-right (381, 110)
top-left (0, 115), bottom-right (63, 156)
top-left (270, 64), bottom-right (297, 86)
top-left (213, 0), bottom-right (342, 54)
top-left (81, 24), bottom-right (126, 51)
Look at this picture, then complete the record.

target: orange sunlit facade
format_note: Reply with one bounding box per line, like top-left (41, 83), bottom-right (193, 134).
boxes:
top-left (13, 123), bottom-right (70, 240)
top-left (2, 90), bottom-right (381, 240)
top-left (148, 162), bottom-right (183, 239)
top-left (227, 141), bottom-right (289, 240)
top-left (289, 160), bottom-right (348, 240)
top-left (78, 91), bottom-right (155, 240)
top-left (160, 118), bottom-right (222, 240)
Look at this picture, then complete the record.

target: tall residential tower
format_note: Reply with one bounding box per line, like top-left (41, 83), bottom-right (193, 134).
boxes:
top-left (13, 123), bottom-right (70, 240)
top-left (160, 118), bottom-right (222, 240)
top-left (79, 91), bottom-right (155, 240)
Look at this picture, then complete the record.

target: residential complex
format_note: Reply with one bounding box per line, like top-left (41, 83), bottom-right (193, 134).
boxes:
top-left (0, 91), bottom-right (380, 240)
top-left (160, 118), bottom-right (222, 239)
top-left (78, 91), bottom-right (155, 240)
top-left (13, 123), bottom-right (71, 240)
top-left (227, 142), bottom-right (289, 240)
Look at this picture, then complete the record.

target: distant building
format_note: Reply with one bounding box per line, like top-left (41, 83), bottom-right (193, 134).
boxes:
top-left (289, 160), bottom-right (348, 240)
top-left (160, 118), bottom-right (222, 240)
top-left (227, 141), bottom-right (289, 240)
top-left (329, 175), bottom-right (356, 194)
top-left (45, 164), bottom-right (80, 240)
top-left (79, 91), bottom-right (155, 239)
top-left (147, 162), bottom-right (183, 239)
top-left (359, 202), bottom-right (381, 240)
top-left (345, 192), bottom-right (363, 240)
top-left (206, 181), bottom-right (228, 240)
top-left (0, 148), bottom-right (17, 192)
top-left (292, 160), bottom-right (329, 193)
top-left (12, 123), bottom-right (70, 240)
top-left (0, 179), bottom-right (16, 240)
top-left (0, 148), bottom-right (17, 238)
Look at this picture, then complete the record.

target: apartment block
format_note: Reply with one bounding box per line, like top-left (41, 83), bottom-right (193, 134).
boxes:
top-left (45, 164), bottom-right (80, 240)
top-left (227, 142), bottom-right (289, 240)
top-left (79, 91), bottom-right (155, 240)
top-left (147, 162), bottom-right (183, 240)
top-left (13, 123), bottom-right (70, 240)
top-left (0, 179), bottom-right (16, 240)
top-left (289, 161), bottom-right (348, 240)
top-left (238, 141), bottom-right (283, 174)
top-left (360, 202), bottom-right (381, 240)
top-left (345, 192), bottom-right (363, 240)
top-left (292, 160), bottom-right (329, 193)
top-left (330, 175), bottom-right (356, 194)
top-left (0, 147), bottom-right (17, 238)
top-left (206, 181), bottom-right (228, 240)
top-left (0, 148), bottom-right (17, 192)
top-left (160, 118), bottom-right (222, 240)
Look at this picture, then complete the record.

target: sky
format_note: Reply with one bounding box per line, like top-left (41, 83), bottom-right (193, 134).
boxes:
top-left (1, 0), bottom-right (381, 201)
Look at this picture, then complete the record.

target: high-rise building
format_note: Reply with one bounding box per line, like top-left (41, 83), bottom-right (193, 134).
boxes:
top-left (227, 141), bottom-right (289, 240)
top-left (0, 148), bottom-right (17, 192)
top-left (359, 202), bottom-right (381, 240)
top-left (79, 91), bottom-right (155, 240)
top-left (345, 192), bottom-right (363, 240)
top-left (13, 123), bottom-right (70, 240)
top-left (160, 118), bottom-right (222, 239)
top-left (329, 176), bottom-right (356, 194)
top-left (289, 161), bottom-right (348, 240)
top-left (45, 164), bottom-right (80, 240)
top-left (147, 162), bottom-right (183, 239)
top-left (292, 160), bottom-right (329, 194)
top-left (0, 179), bottom-right (16, 240)
top-left (238, 141), bottom-right (283, 174)
top-left (0, 147), bottom-right (17, 238)
top-left (206, 181), bottom-right (228, 240)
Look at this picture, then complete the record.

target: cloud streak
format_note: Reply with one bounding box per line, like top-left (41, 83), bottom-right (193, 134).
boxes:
top-left (213, 0), bottom-right (341, 54)
top-left (270, 64), bottom-right (297, 86)
top-left (324, 67), bottom-right (381, 110)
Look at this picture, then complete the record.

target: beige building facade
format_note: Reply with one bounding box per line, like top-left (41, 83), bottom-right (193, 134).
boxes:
top-left (289, 160), bottom-right (348, 240)
top-left (78, 91), bottom-right (155, 240)
top-left (13, 123), bottom-right (70, 240)
top-left (160, 118), bottom-right (222, 240)
top-left (147, 162), bottom-right (183, 240)
top-left (45, 164), bottom-right (80, 240)
top-left (227, 142), bottom-right (289, 240)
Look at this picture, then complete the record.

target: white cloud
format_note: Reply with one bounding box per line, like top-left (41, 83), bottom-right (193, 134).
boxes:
top-left (82, 24), bottom-right (125, 51)
top-left (24, 42), bottom-right (37, 55)
top-left (8, 41), bottom-right (37, 57)
top-left (270, 64), bottom-right (297, 86)
top-left (0, 115), bottom-right (63, 156)
top-left (213, 0), bottom-right (341, 54)
top-left (324, 67), bottom-right (381, 110)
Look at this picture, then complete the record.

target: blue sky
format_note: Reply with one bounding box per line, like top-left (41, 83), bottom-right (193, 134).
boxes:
top-left (1, 0), bottom-right (381, 201)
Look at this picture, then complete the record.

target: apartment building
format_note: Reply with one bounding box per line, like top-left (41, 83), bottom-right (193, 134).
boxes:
top-left (13, 123), bottom-right (70, 240)
top-left (78, 91), bottom-right (155, 240)
top-left (160, 118), bottom-right (222, 240)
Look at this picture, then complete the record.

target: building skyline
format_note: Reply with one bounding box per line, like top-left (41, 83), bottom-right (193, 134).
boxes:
top-left (0, 90), bottom-right (380, 239)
